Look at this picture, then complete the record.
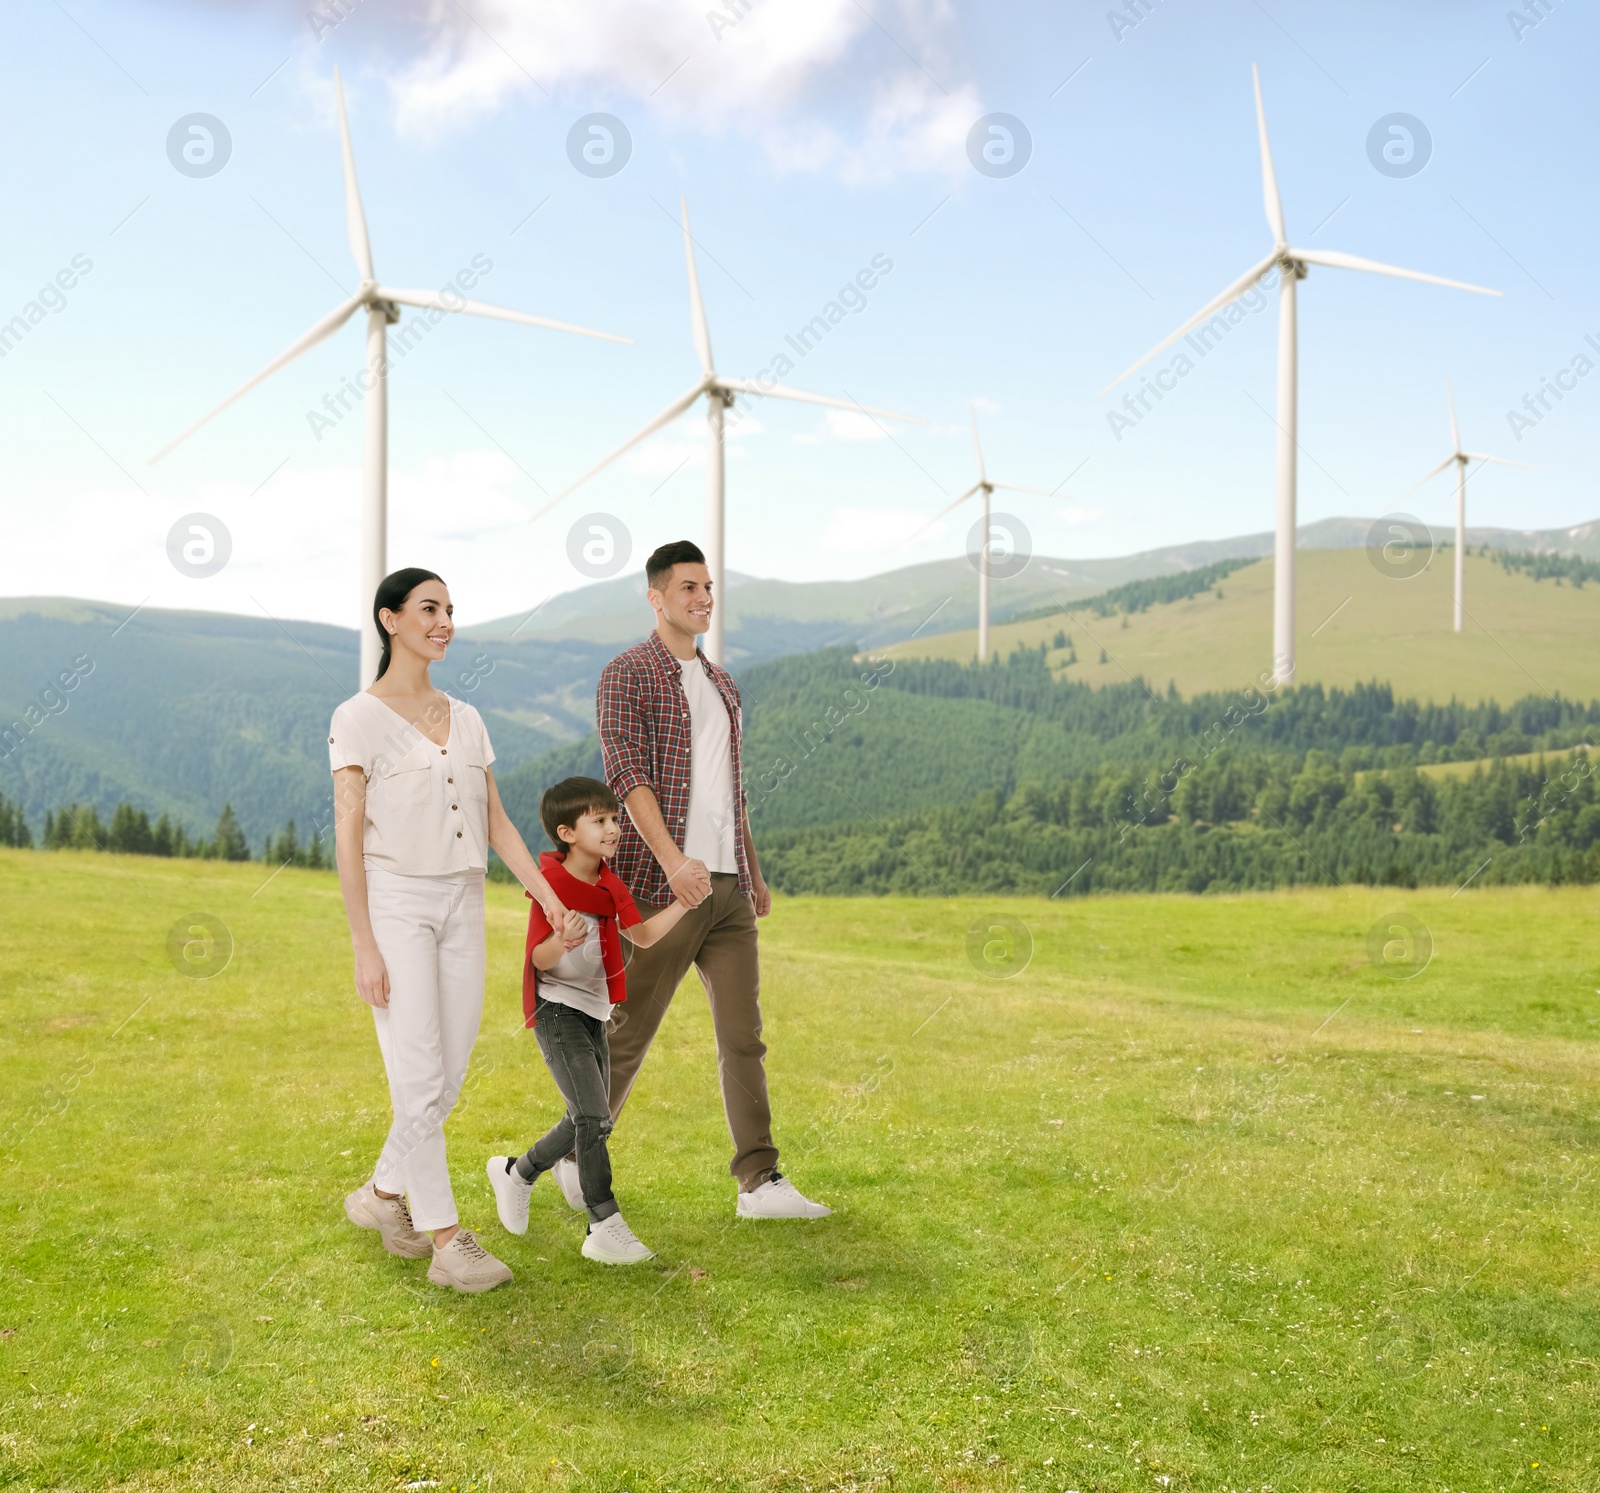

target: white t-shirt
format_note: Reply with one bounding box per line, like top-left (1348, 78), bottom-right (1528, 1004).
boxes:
top-left (328, 692), bottom-right (495, 876)
top-left (679, 655), bottom-right (738, 874)
top-left (535, 912), bottom-right (612, 1022)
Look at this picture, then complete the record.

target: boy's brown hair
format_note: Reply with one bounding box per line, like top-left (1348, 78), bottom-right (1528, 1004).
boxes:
top-left (539, 775), bottom-right (620, 849)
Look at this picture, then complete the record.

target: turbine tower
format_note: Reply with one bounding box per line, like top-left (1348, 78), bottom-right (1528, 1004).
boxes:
top-left (544, 197), bottom-right (922, 665)
top-left (914, 404), bottom-right (1052, 662)
top-left (1102, 65), bottom-right (1500, 685)
top-left (152, 66), bottom-right (631, 687)
top-left (1403, 381), bottom-right (1535, 632)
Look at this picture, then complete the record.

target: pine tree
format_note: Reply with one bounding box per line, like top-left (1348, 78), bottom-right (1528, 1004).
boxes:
top-left (211, 803), bottom-right (250, 862)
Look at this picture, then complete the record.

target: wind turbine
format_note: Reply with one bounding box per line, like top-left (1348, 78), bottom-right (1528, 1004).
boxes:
top-left (541, 197), bottom-right (922, 664)
top-left (1403, 381), bottom-right (1536, 632)
top-left (1102, 64), bottom-right (1500, 685)
top-left (151, 66), bottom-right (631, 687)
top-left (913, 404), bottom-right (1053, 662)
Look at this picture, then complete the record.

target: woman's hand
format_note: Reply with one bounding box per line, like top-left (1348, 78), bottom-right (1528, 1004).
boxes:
top-left (354, 940), bottom-right (391, 1009)
top-left (558, 906), bottom-right (586, 949)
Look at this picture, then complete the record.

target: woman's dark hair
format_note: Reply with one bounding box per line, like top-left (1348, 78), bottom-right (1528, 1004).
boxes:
top-left (540, 776), bottom-right (619, 849)
top-left (372, 567), bottom-right (446, 680)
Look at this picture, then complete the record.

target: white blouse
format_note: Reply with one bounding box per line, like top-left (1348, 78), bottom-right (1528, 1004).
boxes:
top-left (328, 692), bottom-right (496, 876)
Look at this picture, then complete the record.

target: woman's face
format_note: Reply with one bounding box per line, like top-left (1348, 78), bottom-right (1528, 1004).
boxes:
top-left (381, 580), bottom-right (454, 668)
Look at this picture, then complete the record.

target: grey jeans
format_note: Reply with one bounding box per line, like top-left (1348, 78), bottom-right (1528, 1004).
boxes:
top-left (517, 994), bottom-right (619, 1223)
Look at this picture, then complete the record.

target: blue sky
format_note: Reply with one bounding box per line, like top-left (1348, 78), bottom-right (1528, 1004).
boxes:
top-left (2, 0), bottom-right (1595, 630)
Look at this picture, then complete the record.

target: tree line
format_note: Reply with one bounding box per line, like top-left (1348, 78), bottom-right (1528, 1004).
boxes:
top-left (0, 796), bottom-right (330, 868)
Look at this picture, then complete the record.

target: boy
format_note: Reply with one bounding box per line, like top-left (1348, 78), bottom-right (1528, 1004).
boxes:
top-left (486, 776), bottom-right (688, 1264)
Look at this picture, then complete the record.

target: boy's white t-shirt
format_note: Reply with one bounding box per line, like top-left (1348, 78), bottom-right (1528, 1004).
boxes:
top-left (536, 911), bottom-right (612, 1022)
top-left (679, 656), bottom-right (738, 874)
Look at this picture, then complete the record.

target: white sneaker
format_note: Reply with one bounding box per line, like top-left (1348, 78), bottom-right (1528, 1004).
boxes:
top-left (427, 1229), bottom-right (513, 1293)
top-left (552, 1155), bottom-right (585, 1212)
top-left (344, 1182), bottom-right (432, 1258)
top-left (736, 1173), bottom-right (832, 1219)
top-left (581, 1212), bottom-right (655, 1265)
top-left (486, 1155), bottom-right (533, 1236)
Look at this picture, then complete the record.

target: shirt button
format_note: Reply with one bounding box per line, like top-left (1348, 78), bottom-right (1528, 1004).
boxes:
top-left (441, 748), bottom-right (448, 755)
top-left (451, 803), bottom-right (458, 811)
top-left (447, 777), bottom-right (454, 784)
top-left (456, 831), bottom-right (463, 838)
top-left (328, 736), bottom-right (334, 744)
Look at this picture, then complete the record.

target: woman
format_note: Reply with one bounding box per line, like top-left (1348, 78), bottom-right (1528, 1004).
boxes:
top-left (331, 567), bottom-right (578, 1293)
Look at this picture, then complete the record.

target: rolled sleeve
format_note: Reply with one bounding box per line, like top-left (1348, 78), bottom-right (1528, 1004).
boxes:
top-left (598, 659), bottom-right (653, 800)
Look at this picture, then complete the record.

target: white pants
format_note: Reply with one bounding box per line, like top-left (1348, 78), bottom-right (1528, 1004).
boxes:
top-left (365, 865), bottom-right (486, 1231)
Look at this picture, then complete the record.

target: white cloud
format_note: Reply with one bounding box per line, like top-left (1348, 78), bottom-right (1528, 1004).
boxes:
top-left (6, 450), bottom-right (585, 631)
top-left (820, 505), bottom-right (944, 555)
top-left (386, 0), bottom-right (981, 183)
top-left (793, 408), bottom-right (890, 444)
top-left (1057, 503), bottom-right (1104, 527)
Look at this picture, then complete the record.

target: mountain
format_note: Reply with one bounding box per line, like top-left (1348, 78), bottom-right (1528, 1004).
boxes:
top-left (888, 547), bottom-right (1600, 706)
top-left (5, 516), bottom-right (1599, 844)
top-left (464, 516), bottom-right (1600, 661)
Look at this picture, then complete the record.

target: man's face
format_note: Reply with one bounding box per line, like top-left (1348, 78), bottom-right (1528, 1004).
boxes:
top-left (649, 562), bottom-right (713, 637)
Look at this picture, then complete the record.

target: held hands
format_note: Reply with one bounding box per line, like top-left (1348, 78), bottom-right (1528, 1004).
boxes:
top-left (555, 905), bottom-right (587, 949)
top-left (666, 855), bottom-right (712, 908)
top-left (354, 941), bottom-right (391, 1009)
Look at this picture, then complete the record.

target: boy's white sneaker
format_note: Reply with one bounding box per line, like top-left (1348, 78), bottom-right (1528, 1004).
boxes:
top-left (552, 1155), bottom-right (585, 1212)
top-left (427, 1229), bottom-right (513, 1293)
top-left (486, 1155), bottom-right (533, 1236)
top-left (581, 1212), bottom-right (655, 1265)
top-left (344, 1182), bottom-right (432, 1258)
top-left (737, 1173), bottom-right (832, 1220)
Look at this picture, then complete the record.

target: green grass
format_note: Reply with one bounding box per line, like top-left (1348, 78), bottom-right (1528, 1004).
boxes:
top-left (3, 849), bottom-right (1599, 1491)
top-left (886, 549), bottom-right (1600, 705)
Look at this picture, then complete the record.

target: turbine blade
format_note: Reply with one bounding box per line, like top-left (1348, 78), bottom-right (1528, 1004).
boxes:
top-left (532, 380), bottom-right (709, 521)
top-left (1445, 377), bottom-right (1460, 452)
top-left (333, 66), bottom-right (374, 283)
top-left (715, 376), bottom-right (923, 422)
top-left (909, 481), bottom-right (983, 540)
top-left (1100, 249), bottom-right (1280, 394)
top-left (149, 293), bottom-right (366, 463)
top-left (377, 287), bottom-right (632, 343)
top-left (1292, 247), bottom-right (1501, 297)
top-left (970, 403), bottom-right (988, 484)
top-left (681, 196), bottom-right (714, 377)
top-left (989, 480), bottom-right (1056, 497)
top-left (1399, 453), bottom-right (1459, 497)
top-left (1251, 63), bottom-right (1287, 244)
top-left (1463, 452), bottom-right (1540, 470)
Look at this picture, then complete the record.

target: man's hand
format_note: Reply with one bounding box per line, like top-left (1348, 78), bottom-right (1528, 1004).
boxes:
top-left (353, 940), bottom-right (391, 1009)
top-left (750, 874), bottom-right (772, 919)
top-left (665, 854), bottom-right (712, 908)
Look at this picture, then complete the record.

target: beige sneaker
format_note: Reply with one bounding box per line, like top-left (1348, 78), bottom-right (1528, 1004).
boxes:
top-left (345, 1183), bottom-right (431, 1258)
top-left (427, 1229), bottom-right (513, 1293)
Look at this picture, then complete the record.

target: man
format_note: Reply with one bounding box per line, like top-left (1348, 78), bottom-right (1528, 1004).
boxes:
top-left (574, 538), bottom-right (830, 1219)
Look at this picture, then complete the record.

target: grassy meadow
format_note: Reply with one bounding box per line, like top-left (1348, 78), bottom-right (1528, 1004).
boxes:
top-left (3, 848), bottom-right (1599, 1490)
top-left (885, 549), bottom-right (1600, 704)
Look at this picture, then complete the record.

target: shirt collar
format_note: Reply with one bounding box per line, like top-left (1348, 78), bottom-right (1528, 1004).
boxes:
top-left (646, 629), bottom-right (704, 679)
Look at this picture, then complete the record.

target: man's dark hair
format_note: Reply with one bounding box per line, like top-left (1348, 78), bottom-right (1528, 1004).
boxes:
top-left (539, 775), bottom-right (619, 849)
top-left (646, 539), bottom-right (707, 592)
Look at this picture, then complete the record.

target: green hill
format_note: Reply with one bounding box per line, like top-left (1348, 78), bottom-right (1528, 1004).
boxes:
top-left (886, 546), bottom-right (1600, 705)
top-left (9, 522), bottom-right (1600, 849)
top-left (0, 597), bottom-right (608, 845)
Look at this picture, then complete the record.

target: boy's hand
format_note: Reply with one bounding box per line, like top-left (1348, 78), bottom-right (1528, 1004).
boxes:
top-left (559, 907), bottom-right (587, 948)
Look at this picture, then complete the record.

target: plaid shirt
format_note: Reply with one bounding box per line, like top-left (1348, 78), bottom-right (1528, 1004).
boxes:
top-left (597, 630), bottom-right (751, 906)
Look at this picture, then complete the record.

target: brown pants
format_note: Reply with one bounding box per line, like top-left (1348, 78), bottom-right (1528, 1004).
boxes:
top-left (607, 873), bottom-right (778, 1190)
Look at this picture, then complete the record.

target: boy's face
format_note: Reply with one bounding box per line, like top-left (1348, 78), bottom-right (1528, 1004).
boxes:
top-left (560, 807), bottom-right (622, 859)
